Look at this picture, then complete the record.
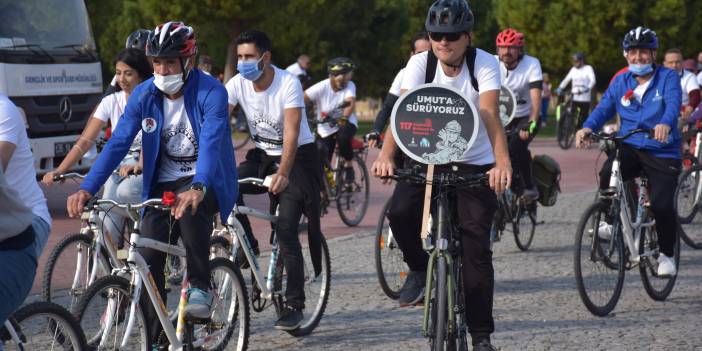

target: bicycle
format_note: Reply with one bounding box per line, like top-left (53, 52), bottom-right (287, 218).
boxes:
top-left (42, 172), bottom-right (186, 313)
top-left (231, 108), bottom-right (252, 150)
top-left (574, 129), bottom-right (680, 317)
top-left (1, 301), bottom-right (87, 350)
top-left (310, 104), bottom-right (371, 227)
top-left (74, 195), bottom-right (249, 351)
top-left (555, 91), bottom-right (581, 150)
top-left (674, 163), bottom-right (702, 249)
top-left (208, 177), bottom-right (331, 336)
top-left (374, 196), bottom-right (407, 300)
top-left (386, 167), bottom-right (488, 350)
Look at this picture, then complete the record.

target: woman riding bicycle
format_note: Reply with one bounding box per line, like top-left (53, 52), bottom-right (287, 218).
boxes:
top-left (575, 26), bottom-right (681, 277)
top-left (304, 57), bottom-right (358, 183)
top-left (42, 48), bottom-right (152, 244)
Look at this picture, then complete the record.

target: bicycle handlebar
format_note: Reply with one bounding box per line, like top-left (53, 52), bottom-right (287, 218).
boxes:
top-left (85, 197), bottom-right (171, 212)
top-left (381, 167), bottom-right (488, 187)
top-left (238, 177), bottom-right (269, 188)
top-left (585, 128), bottom-right (651, 142)
top-left (53, 172), bottom-right (86, 181)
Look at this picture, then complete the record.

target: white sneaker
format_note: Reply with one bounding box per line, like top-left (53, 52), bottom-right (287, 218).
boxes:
top-left (657, 254), bottom-right (677, 276)
top-left (597, 222), bottom-right (613, 240)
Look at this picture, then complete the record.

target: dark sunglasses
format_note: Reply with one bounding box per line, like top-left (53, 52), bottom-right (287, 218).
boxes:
top-left (429, 32), bottom-right (464, 42)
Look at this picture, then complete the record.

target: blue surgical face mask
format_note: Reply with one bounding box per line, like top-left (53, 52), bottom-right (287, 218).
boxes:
top-left (237, 56), bottom-right (264, 81)
top-left (629, 63), bottom-right (654, 76)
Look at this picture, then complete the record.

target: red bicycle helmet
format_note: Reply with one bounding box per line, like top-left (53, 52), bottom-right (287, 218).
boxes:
top-left (496, 28), bottom-right (525, 47)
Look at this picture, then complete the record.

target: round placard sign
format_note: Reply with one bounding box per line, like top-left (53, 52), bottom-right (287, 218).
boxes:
top-left (498, 85), bottom-right (516, 127)
top-left (391, 83), bottom-right (479, 165)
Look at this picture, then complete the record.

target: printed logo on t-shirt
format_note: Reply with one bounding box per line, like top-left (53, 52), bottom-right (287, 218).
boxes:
top-left (142, 117), bottom-right (157, 133)
top-left (162, 122), bottom-right (198, 173)
top-left (251, 116), bottom-right (283, 148)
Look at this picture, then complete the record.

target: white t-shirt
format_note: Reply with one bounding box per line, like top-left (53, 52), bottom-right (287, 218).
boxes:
top-left (698, 71), bottom-right (702, 86)
top-left (389, 68), bottom-right (405, 96)
top-left (633, 79), bottom-right (651, 102)
top-left (305, 79), bottom-right (358, 138)
top-left (497, 54), bottom-right (543, 117)
top-left (0, 94), bottom-right (51, 227)
top-left (93, 91), bottom-right (142, 150)
top-left (285, 62), bottom-right (306, 77)
top-left (159, 96), bottom-right (198, 182)
top-left (401, 50), bottom-right (500, 165)
top-left (559, 65), bottom-right (596, 102)
top-left (226, 66), bottom-right (314, 156)
top-left (680, 70), bottom-right (700, 106)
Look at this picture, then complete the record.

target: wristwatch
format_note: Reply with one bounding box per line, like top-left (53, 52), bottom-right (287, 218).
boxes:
top-left (190, 182), bottom-right (207, 194)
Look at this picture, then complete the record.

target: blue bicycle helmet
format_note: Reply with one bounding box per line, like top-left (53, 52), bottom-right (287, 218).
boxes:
top-left (622, 26), bottom-right (658, 50)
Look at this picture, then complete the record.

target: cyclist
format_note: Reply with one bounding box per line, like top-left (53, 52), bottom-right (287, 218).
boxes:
top-left (42, 48), bottom-right (152, 243)
top-left (662, 48), bottom-right (700, 123)
top-left (66, 21), bottom-right (238, 347)
top-left (304, 57), bottom-right (358, 184)
top-left (198, 54), bottom-right (213, 76)
top-left (366, 31), bottom-right (431, 149)
top-left (495, 28), bottom-right (543, 200)
top-left (104, 29), bottom-right (152, 97)
top-left (575, 26), bottom-right (681, 277)
top-left (225, 29), bottom-right (323, 330)
top-left (372, 1), bottom-right (510, 349)
top-left (286, 54), bottom-right (312, 89)
top-left (556, 51), bottom-right (596, 128)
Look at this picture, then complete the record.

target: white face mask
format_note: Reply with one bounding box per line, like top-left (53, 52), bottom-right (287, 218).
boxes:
top-left (153, 73), bottom-right (184, 95)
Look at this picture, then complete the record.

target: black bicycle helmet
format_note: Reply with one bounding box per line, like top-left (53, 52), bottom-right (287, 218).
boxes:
top-left (622, 26), bottom-right (658, 50)
top-left (145, 21), bottom-right (197, 58)
top-left (125, 29), bottom-right (151, 51)
top-left (327, 57), bottom-right (355, 75)
top-left (572, 52), bottom-right (585, 61)
top-left (425, 0), bottom-right (474, 33)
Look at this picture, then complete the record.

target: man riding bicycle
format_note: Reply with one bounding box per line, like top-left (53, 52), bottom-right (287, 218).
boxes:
top-left (304, 57), bottom-right (358, 183)
top-left (372, 1), bottom-right (511, 349)
top-left (66, 21), bottom-right (238, 348)
top-left (225, 29), bottom-right (323, 330)
top-left (557, 52), bottom-right (596, 128)
top-left (495, 28), bottom-right (543, 200)
top-left (662, 48), bottom-right (700, 124)
top-left (575, 26), bottom-right (681, 277)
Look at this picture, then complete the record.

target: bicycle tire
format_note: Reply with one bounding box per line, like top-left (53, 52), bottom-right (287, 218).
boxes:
top-left (274, 234), bottom-right (331, 337)
top-left (556, 105), bottom-right (568, 149)
top-left (513, 203), bottom-right (536, 251)
top-left (675, 165), bottom-right (702, 249)
top-left (374, 198), bottom-right (407, 300)
top-left (209, 235), bottom-right (232, 259)
top-left (197, 257), bottom-right (250, 351)
top-left (431, 256), bottom-right (449, 351)
top-left (5, 301), bottom-right (88, 351)
top-left (336, 155), bottom-right (370, 227)
top-left (231, 115), bottom-right (251, 150)
top-left (574, 202), bottom-right (625, 317)
top-left (638, 224), bottom-right (680, 301)
top-left (42, 232), bottom-right (112, 312)
top-left (563, 111), bottom-right (576, 149)
top-left (74, 275), bottom-right (150, 351)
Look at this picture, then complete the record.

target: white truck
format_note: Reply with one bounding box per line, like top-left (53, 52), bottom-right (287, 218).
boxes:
top-left (0, 1), bottom-right (103, 176)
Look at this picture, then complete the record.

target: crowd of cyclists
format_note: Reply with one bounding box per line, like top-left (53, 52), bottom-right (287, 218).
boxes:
top-left (1, 0), bottom-right (701, 349)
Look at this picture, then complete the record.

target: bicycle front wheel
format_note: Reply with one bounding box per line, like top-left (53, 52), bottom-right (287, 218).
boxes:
top-left (638, 224), bottom-right (680, 301)
top-left (429, 255), bottom-right (449, 351)
top-left (275, 234), bottom-right (331, 336)
top-left (675, 165), bottom-right (702, 249)
top-left (336, 155), bottom-right (370, 226)
top-left (42, 232), bottom-right (112, 313)
top-left (513, 203), bottom-right (536, 251)
top-left (574, 202), bottom-right (625, 317)
top-left (75, 275), bottom-right (150, 351)
top-left (374, 198), bottom-right (408, 300)
top-left (4, 301), bottom-right (87, 351)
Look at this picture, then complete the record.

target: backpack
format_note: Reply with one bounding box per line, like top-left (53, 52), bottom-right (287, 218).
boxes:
top-left (532, 154), bottom-right (561, 206)
top-left (425, 47), bottom-right (479, 91)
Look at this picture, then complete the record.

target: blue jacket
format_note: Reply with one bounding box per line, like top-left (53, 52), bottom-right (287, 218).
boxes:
top-left (81, 69), bottom-right (238, 221)
top-left (583, 66), bottom-right (682, 159)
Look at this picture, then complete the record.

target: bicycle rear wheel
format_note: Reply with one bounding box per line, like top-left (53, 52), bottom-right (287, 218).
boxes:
top-left (2, 301), bottom-right (87, 351)
top-left (336, 155), bottom-right (370, 226)
top-left (374, 198), bottom-right (408, 300)
top-left (231, 112), bottom-right (251, 150)
top-left (675, 165), bottom-right (702, 249)
top-left (513, 203), bottom-right (536, 251)
top-left (42, 232), bottom-right (112, 313)
top-left (574, 201), bottom-right (625, 317)
top-left (638, 224), bottom-right (680, 301)
top-left (274, 234), bottom-right (331, 336)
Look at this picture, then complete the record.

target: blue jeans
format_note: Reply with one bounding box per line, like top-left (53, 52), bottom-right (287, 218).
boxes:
top-left (540, 98), bottom-right (550, 124)
top-left (0, 216), bottom-right (50, 326)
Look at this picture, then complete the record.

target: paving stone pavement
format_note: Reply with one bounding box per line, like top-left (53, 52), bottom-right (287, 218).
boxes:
top-left (238, 191), bottom-right (702, 351)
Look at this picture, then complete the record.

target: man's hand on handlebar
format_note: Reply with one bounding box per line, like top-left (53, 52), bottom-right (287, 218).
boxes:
top-left (119, 163), bottom-right (143, 177)
top-left (371, 152), bottom-right (396, 185)
top-left (67, 189), bottom-right (93, 218)
top-left (365, 131), bottom-right (380, 149)
top-left (575, 128), bottom-right (593, 148)
top-left (653, 124), bottom-right (671, 144)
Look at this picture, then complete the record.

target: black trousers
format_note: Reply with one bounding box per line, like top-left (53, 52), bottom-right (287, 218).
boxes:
top-left (387, 162), bottom-right (497, 339)
top-left (573, 101), bottom-right (590, 129)
top-left (506, 117), bottom-right (535, 190)
top-left (140, 176), bottom-right (219, 343)
top-left (235, 144), bottom-right (323, 309)
top-left (598, 145), bottom-right (680, 257)
top-left (318, 123), bottom-right (358, 163)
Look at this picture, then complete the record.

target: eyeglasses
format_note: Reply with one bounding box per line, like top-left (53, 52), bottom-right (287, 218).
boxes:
top-left (429, 32), bottom-right (464, 42)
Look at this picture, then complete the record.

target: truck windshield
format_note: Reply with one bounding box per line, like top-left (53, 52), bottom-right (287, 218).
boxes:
top-left (0, 0), bottom-right (96, 55)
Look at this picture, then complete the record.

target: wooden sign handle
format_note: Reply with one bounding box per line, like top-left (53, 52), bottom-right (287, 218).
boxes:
top-left (420, 164), bottom-right (434, 240)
